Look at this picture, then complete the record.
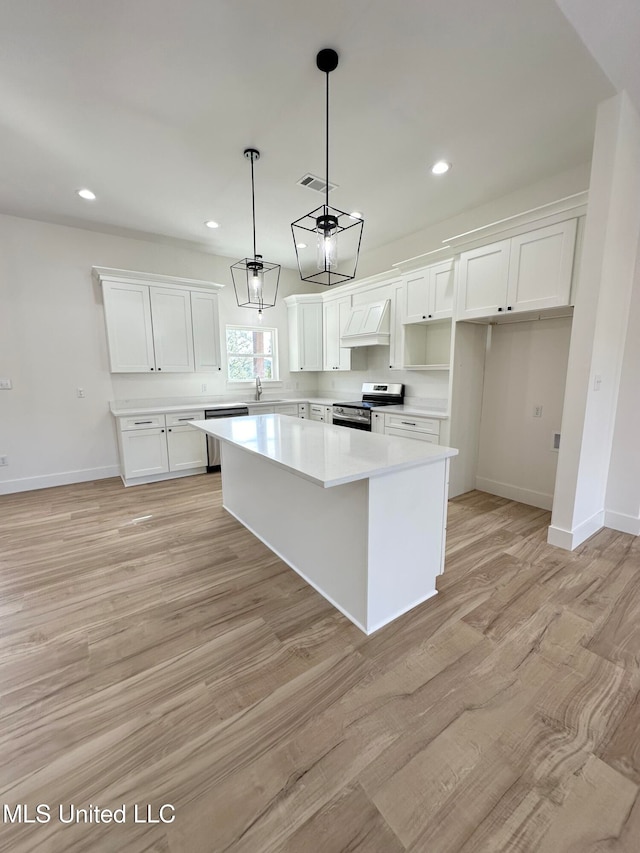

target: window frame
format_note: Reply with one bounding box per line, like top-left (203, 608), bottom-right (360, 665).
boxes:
top-left (224, 324), bottom-right (280, 384)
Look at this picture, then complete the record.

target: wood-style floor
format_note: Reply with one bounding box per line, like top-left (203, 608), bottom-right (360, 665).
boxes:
top-left (1, 475), bottom-right (640, 852)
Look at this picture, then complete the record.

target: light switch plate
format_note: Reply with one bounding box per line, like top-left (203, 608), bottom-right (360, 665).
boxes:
top-left (0, 378), bottom-right (12, 390)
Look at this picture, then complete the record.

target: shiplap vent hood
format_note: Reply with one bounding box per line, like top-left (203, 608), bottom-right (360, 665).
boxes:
top-left (341, 299), bottom-right (390, 347)
top-left (297, 173), bottom-right (338, 194)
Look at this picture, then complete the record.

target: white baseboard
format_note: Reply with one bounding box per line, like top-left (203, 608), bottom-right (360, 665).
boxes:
top-left (0, 465), bottom-right (120, 495)
top-left (604, 510), bottom-right (640, 536)
top-left (475, 477), bottom-right (553, 510)
top-left (547, 509), bottom-right (605, 551)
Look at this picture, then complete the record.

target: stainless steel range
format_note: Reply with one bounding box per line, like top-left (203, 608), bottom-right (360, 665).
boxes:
top-left (332, 382), bottom-right (404, 431)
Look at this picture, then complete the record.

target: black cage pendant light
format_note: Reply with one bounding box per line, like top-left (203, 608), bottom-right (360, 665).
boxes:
top-left (292, 49), bottom-right (364, 286)
top-left (231, 148), bottom-right (280, 314)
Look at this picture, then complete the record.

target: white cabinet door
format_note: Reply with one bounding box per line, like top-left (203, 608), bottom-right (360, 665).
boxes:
top-left (372, 412), bottom-right (385, 434)
top-left (404, 270), bottom-right (430, 323)
top-left (309, 404), bottom-right (325, 421)
top-left (430, 260), bottom-right (455, 320)
top-left (102, 282), bottom-right (156, 373)
top-left (297, 403), bottom-right (309, 419)
top-left (389, 280), bottom-right (405, 370)
top-left (149, 287), bottom-right (195, 372)
top-left (166, 425), bottom-right (207, 471)
top-left (121, 428), bottom-right (169, 479)
top-left (288, 299), bottom-right (323, 371)
top-left (273, 403), bottom-right (299, 416)
top-left (507, 219), bottom-right (577, 312)
top-left (322, 298), bottom-right (340, 370)
top-left (191, 291), bottom-right (221, 372)
top-left (323, 296), bottom-right (352, 371)
top-left (457, 240), bottom-right (511, 320)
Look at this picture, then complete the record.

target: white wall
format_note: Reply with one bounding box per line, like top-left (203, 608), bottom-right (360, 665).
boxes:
top-left (315, 346), bottom-right (450, 408)
top-left (550, 92), bottom-right (640, 548)
top-left (476, 317), bottom-right (572, 510)
top-left (355, 163), bottom-right (592, 278)
top-left (0, 213), bottom-right (320, 494)
top-left (605, 244), bottom-right (640, 534)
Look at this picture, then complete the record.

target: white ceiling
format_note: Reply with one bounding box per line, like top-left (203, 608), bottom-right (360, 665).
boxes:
top-left (0, 0), bottom-right (615, 270)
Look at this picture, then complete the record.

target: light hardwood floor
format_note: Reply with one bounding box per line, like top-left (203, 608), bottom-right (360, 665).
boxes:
top-left (1, 474), bottom-right (639, 852)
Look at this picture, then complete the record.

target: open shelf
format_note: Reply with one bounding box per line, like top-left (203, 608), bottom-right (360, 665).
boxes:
top-left (403, 320), bottom-right (452, 370)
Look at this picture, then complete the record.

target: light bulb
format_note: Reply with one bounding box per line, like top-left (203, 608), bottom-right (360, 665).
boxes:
top-left (249, 270), bottom-right (263, 303)
top-left (317, 231), bottom-right (338, 270)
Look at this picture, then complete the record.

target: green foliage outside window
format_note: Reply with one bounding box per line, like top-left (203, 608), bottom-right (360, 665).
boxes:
top-left (226, 326), bottom-right (278, 381)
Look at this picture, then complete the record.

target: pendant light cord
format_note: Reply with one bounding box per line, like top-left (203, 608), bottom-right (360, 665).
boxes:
top-left (250, 153), bottom-right (257, 260)
top-left (325, 68), bottom-right (330, 214)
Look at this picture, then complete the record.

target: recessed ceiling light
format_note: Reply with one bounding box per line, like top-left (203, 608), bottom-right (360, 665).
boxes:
top-left (431, 161), bottom-right (451, 176)
top-left (76, 188), bottom-right (96, 200)
top-left (204, 220), bottom-right (220, 229)
top-left (350, 211), bottom-right (362, 219)
top-left (296, 242), bottom-right (307, 249)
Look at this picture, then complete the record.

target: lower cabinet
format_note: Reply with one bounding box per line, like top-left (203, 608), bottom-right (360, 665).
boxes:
top-left (117, 410), bottom-right (206, 484)
top-left (372, 412), bottom-right (385, 434)
top-left (384, 412), bottom-right (441, 444)
top-left (121, 427), bottom-right (170, 480)
top-left (166, 424), bottom-right (208, 471)
top-left (297, 403), bottom-right (309, 419)
top-left (272, 403), bottom-right (299, 417)
top-left (309, 404), bottom-right (333, 422)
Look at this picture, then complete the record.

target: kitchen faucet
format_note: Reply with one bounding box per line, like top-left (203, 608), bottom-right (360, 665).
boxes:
top-left (255, 376), bottom-right (262, 401)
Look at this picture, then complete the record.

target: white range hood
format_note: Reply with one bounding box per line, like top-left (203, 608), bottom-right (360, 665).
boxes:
top-left (340, 299), bottom-right (390, 347)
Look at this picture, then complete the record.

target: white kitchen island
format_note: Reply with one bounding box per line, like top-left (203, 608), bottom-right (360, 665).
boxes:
top-left (191, 414), bottom-right (458, 635)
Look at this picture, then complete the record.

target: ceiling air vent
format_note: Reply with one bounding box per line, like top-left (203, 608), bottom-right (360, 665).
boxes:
top-left (297, 173), bottom-right (337, 194)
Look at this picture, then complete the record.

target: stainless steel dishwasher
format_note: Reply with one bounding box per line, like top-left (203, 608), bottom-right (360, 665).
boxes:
top-left (204, 406), bottom-right (249, 471)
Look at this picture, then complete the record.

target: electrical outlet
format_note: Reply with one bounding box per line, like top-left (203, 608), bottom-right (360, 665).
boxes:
top-left (201, 383), bottom-right (207, 392)
top-left (0, 455), bottom-right (8, 467)
top-left (533, 405), bottom-right (543, 418)
top-left (0, 378), bottom-right (12, 390)
top-left (77, 388), bottom-right (85, 398)
top-left (594, 374), bottom-right (602, 391)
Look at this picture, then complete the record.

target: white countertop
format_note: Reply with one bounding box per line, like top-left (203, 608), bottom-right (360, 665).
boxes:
top-left (191, 414), bottom-right (457, 488)
top-left (109, 396), bottom-right (338, 416)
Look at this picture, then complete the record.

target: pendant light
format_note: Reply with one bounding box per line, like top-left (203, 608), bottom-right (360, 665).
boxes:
top-left (292, 48), bottom-right (364, 286)
top-left (231, 148), bottom-right (280, 314)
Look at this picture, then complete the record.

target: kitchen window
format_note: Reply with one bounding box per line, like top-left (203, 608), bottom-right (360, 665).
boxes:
top-left (225, 325), bottom-right (279, 382)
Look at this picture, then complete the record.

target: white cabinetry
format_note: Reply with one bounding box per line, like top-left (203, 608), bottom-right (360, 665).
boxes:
top-left (385, 412), bottom-right (441, 444)
top-left (389, 279), bottom-right (405, 370)
top-left (285, 295), bottom-right (323, 371)
top-left (117, 410), bottom-right (206, 485)
top-left (95, 267), bottom-right (223, 374)
top-left (191, 291), bottom-right (221, 372)
top-left (298, 403), bottom-right (309, 419)
top-left (323, 294), bottom-right (351, 371)
top-left (165, 412), bottom-right (208, 471)
top-left (372, 411), bottom-right (385, 434)
top-left (309, 404), bottom-right (333, 422)
top-left (456, 220), bottom-right (577, 320)
top-left (149, 287), bottom-right (195, 372)
top-left (403, 260), bottom-right (454, 323)
top-left (120, 426), bottom-right (170, 479)
top-left (101, 283), bottom-right (156, 373)
top-left (272, 403), bottom-right (299, 416)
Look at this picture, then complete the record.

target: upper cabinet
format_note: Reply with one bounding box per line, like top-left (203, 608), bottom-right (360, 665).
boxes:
top-left (191, 291), bottom-right (221, 372)
top-left (94, 267), bottom-right (223, 374)
top-left (403, 260), bottom-right (455, 323)
top-left (456, 219), bottom-right (577, 321)
top-left (284, 294), bottom-right (323, 371)
top-left (101, 282), bottom-right (156, 373)
top-left (323, 294), bottom-right (352, 371)
top-left (148, 286), bottom-right (195, 372)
